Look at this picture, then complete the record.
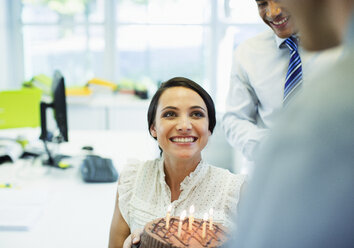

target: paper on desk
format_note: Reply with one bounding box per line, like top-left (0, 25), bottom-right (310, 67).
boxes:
top-left (0, 188), bottom-right (48, 231)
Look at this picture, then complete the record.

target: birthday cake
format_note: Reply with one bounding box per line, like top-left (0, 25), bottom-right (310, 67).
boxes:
top-left (139, 217), bottom-right (227, 248)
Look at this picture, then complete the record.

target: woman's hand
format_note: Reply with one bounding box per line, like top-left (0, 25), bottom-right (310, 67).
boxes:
top-left (123, 228), bottom-right (143, 248)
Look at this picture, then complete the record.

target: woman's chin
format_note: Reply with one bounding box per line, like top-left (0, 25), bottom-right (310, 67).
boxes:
top-left (174, 152), bottom-right (201, 161)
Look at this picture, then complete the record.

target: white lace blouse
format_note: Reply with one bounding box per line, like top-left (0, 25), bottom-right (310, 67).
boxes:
top-left (118, 158), bottom-right (245, 232)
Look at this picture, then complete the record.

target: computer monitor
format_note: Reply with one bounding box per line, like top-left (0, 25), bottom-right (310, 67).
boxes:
top-left (39, 70), bottom-right (69, 167)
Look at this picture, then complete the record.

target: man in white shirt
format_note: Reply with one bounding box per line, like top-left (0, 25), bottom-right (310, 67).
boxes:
top-left (225, 0), bottom-right (354, 247)
top-left (222, 0), bottom-right (339, 165)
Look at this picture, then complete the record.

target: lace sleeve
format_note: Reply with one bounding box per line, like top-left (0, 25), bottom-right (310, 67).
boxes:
top-left (117, 160), bottom-right (141, 227)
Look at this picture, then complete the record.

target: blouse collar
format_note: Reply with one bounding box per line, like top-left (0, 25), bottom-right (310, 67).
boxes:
top-left (157, 158), bottom-right (208, 192)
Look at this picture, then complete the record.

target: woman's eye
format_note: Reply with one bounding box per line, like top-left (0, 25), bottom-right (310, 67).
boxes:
top-left (191, 111), bottom-right (205, 118)
top-left (163, 111), bottom-right (176, 118)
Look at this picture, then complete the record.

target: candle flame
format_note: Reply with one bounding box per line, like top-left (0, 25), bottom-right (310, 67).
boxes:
top-left (189, 205), bottom-right (195, 214)
top-left (203, 212), bottom-right (208, 221)
top-left (167, 204), bottom-right (172, 212)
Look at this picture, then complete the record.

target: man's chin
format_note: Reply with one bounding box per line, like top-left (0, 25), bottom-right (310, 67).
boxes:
top-left (269, 26), bottom-right (292, 38)
top-left (268, 21), bottom-right (297, 38)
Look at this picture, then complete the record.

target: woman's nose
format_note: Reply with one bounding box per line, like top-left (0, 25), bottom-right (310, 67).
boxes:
top-left (266, 1), bottom-right (282, 18)
top-left (176, 117), bottom-right (192, 131)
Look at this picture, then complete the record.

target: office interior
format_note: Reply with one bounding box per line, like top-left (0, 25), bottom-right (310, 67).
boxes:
top-left (0, 1), bottom-right (267, 247)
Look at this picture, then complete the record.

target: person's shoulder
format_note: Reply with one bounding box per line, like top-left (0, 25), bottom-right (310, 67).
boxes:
top-left (118, 158), bottom-right (161, 193)
top-left (206, 164), bottom-right (245, 182)
top-left (248, 29), bottom-right (275, 43)
top-left (236, 29), bottom-right (275, 52)
top-left (207, 165), bottom-right (231, 175)
top-left (204, 164), bottom-right (246, 199)
top-left (120, 158), bottom-right (159, 179)
top-left (136, 158), bottom-right (161, 172)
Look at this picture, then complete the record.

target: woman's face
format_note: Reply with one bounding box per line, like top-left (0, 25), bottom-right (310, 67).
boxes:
top-left (150, 86), bottom-right (211, 161)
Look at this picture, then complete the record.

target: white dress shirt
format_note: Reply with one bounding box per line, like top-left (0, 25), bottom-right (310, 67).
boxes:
top-left (118, 158), bottom-right (245, 232)
top-left (222, 29), bottom-right (342, 161)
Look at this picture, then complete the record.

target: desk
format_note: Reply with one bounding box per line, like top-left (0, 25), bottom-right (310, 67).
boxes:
top-left (0, 129), bottom-right (159, 248)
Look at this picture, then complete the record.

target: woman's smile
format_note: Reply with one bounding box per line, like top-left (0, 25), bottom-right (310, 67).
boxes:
top-left (170, 136), bottom-right (198, 143)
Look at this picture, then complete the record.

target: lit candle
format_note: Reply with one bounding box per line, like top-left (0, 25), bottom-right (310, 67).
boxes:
top-left (188, 205), bottom-right (195, 231)
top-left (166, 205), bottom-right (172, 228)
top-left (178, 210), bottom-right (186, 238)
top-left (209, 208), bottom-right (213, 230)
top-left (202, 212), bottom-right (208, 239)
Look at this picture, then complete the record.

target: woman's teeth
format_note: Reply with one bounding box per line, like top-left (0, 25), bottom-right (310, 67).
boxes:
top-left (172, 137), bottom-right (194, 143)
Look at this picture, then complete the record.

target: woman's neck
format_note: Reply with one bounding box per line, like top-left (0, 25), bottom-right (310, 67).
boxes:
top-left (163, 155), bottom-right (201, 202)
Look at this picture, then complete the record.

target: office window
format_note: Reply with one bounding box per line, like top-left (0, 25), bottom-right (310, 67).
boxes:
top-left (116, 25), bottom-right (208, 84)
top-left (9, 0), bottom-right (266, 107)
top-left (21, 0), bottom-right (105, 85)
top-left (223, 0), bottom-right (262, 23)
top-left (116, 0), bottom-right (210, 24)
top-left (113, 0), bottom-right (212, 96)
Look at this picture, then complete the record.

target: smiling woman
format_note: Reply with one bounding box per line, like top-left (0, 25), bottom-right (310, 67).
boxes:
top-left (147, 77), bottom-right (216, 157)
top-left (150, 86), bottom-right (210, 162)
top-left (108, 77), bottom-right (246, 248)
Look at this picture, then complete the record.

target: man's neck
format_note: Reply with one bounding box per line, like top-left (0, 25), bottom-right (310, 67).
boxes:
top-left (276, 33), bottom-right (298, 48)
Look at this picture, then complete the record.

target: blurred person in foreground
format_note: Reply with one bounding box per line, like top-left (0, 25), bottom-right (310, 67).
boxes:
top-left (224, 0), bottom-right (354, 247)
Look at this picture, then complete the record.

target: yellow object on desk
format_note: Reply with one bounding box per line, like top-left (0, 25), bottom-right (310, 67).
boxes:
top-left (88, 78), bottom-right (118, 91)
top-left (66, 86), bottom-right (92, 96)
top-left (58, 161), bottom-right (71, 169)
top-left (0, 183), bottom-right (12, 188)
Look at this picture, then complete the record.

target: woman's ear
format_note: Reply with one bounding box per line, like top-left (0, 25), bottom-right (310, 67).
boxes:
top-left (150, 124), bottom-right (157, 138)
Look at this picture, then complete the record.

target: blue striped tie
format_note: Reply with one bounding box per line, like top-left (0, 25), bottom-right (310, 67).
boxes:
top-left (284, 37), bottom-right (303, 103)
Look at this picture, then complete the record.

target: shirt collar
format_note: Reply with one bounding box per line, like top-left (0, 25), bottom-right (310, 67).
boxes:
top-left (276, 33), bottom-right (300, 49)
top-left (275, 34), bottom-right (287, 48)
top-left (180, 160), bottom-right (207, 190)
